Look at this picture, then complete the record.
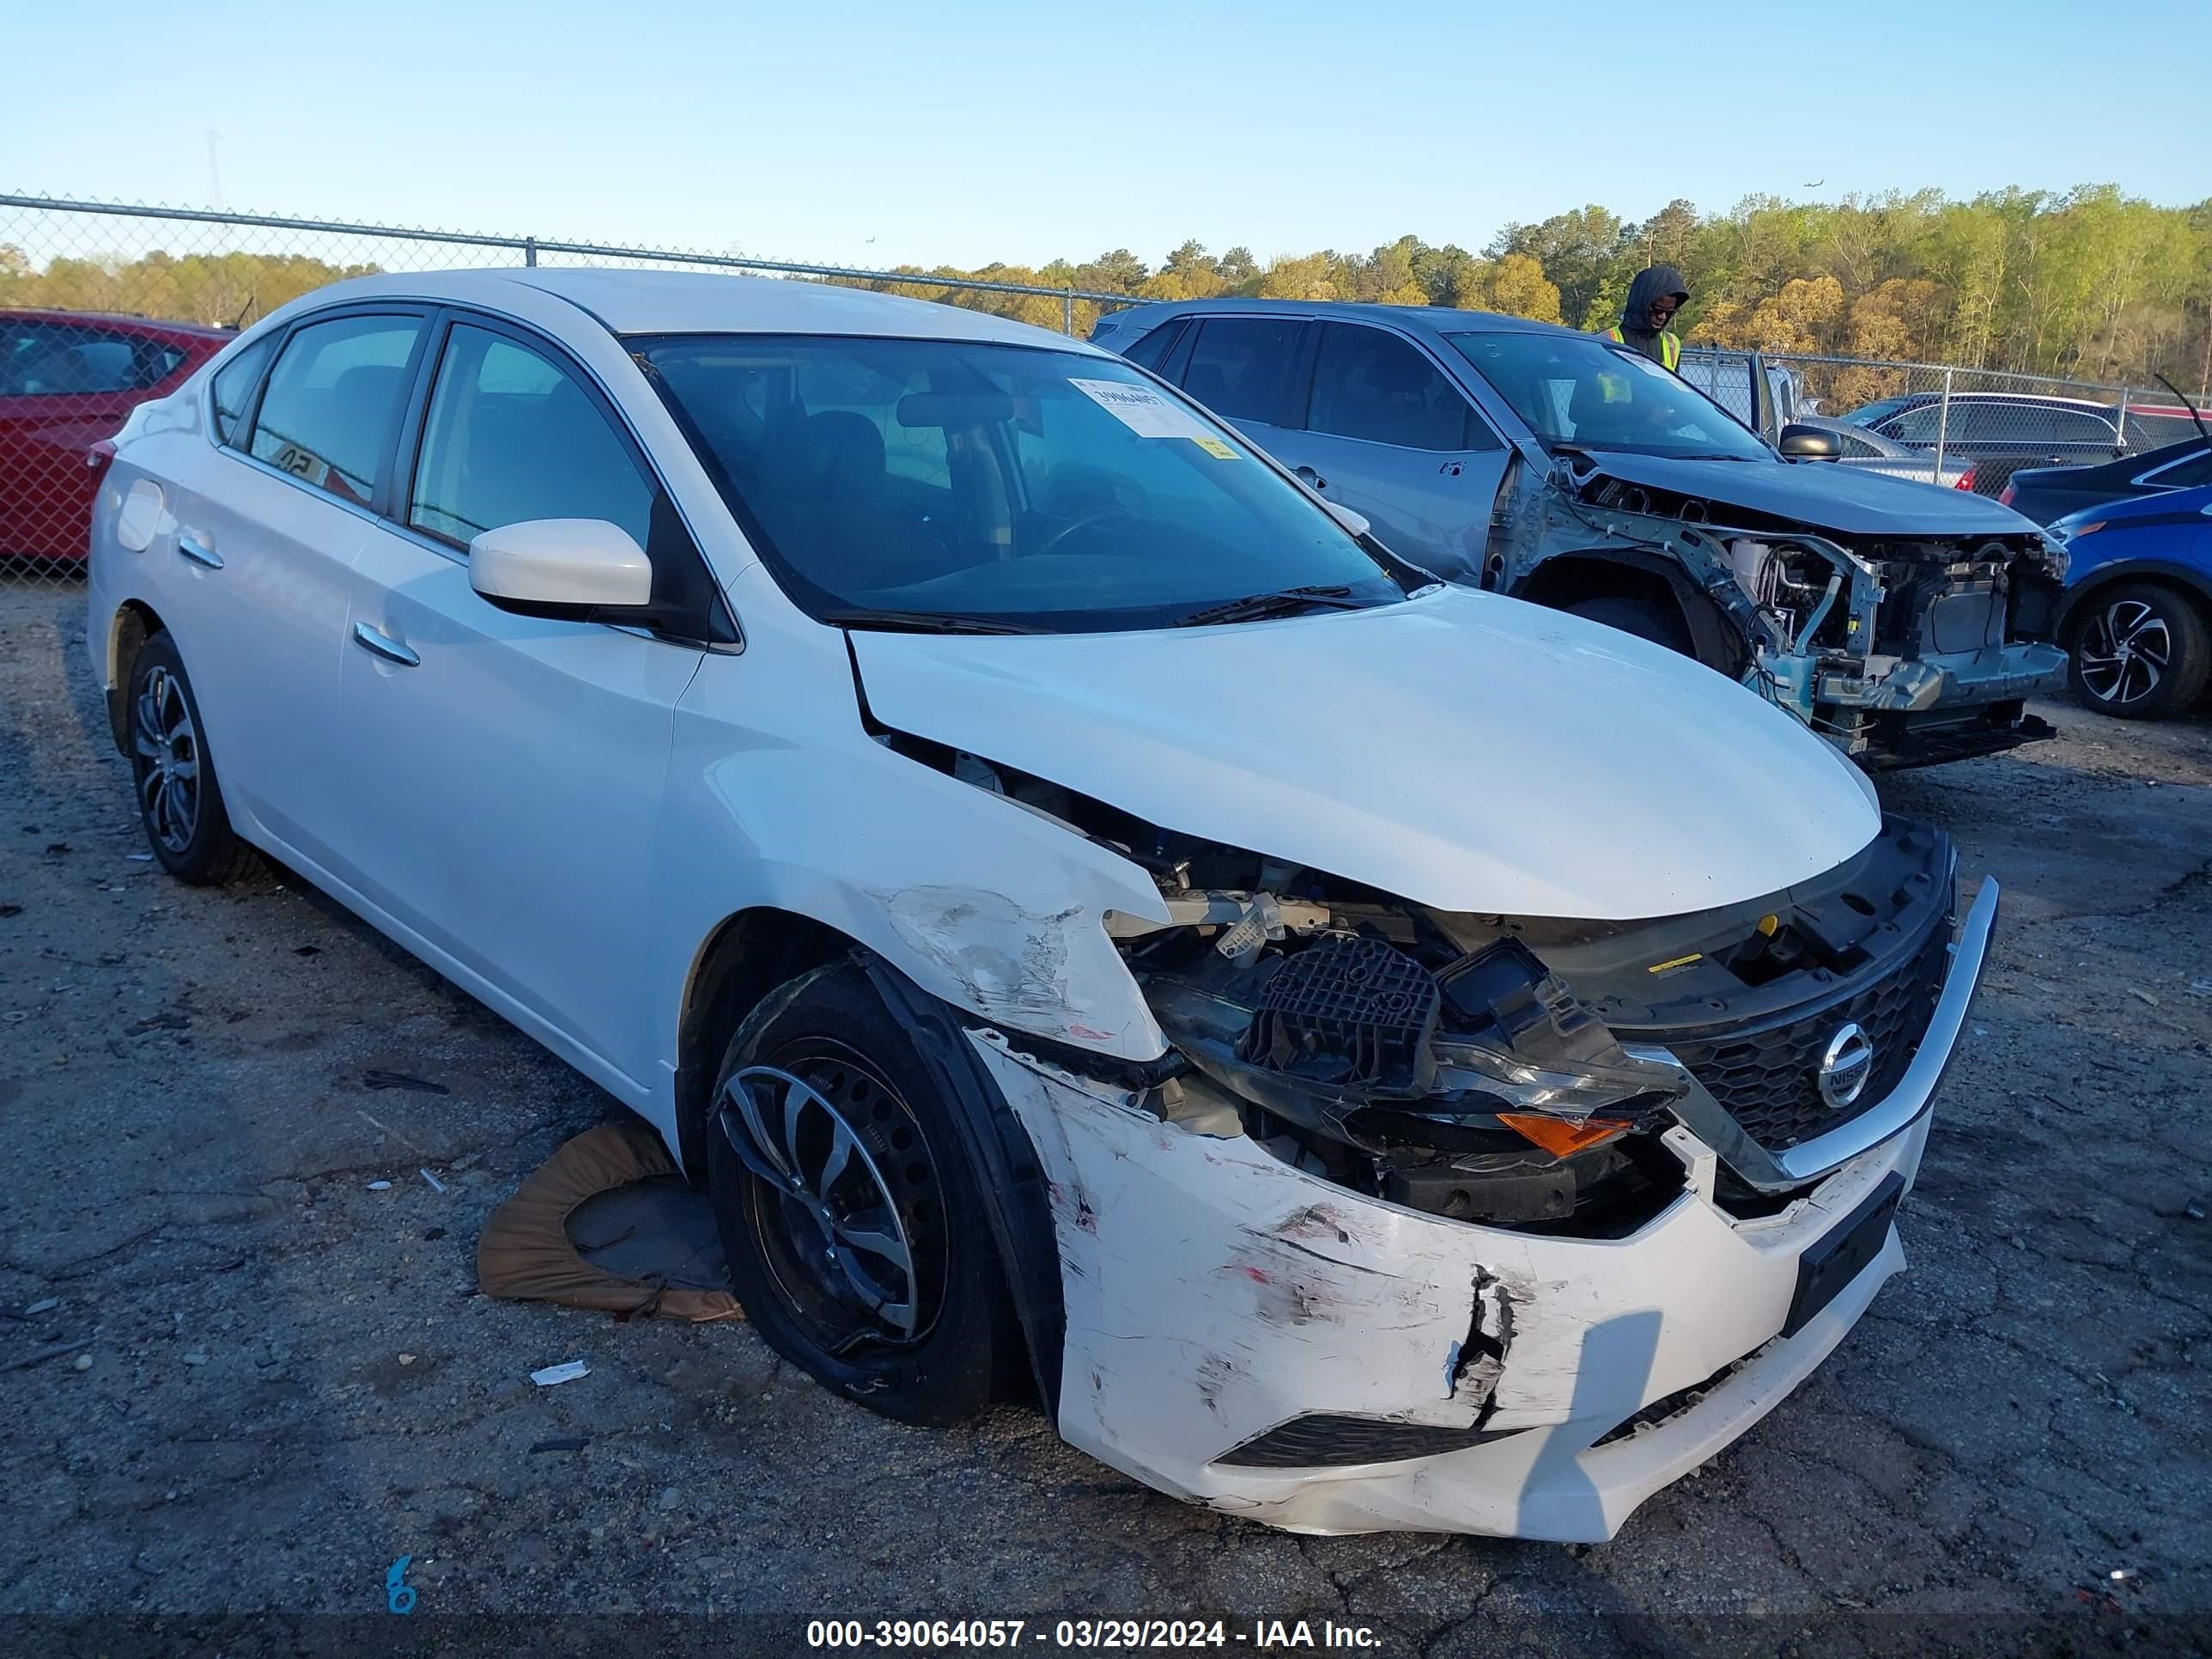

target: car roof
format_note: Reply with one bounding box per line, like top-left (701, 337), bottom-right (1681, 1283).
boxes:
top-left (1103, 296), bottom-right (1578, 339)
top-left (3, 307), bottom-right (232, 339)
top-left (276, 268), bottom-right (1101, 350)
top-left (1880, 390), bottom-right (2116, 413)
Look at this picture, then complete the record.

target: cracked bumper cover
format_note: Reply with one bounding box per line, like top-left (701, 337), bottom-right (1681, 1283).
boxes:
top-left (969, 882), bottom-right (1998, 1542)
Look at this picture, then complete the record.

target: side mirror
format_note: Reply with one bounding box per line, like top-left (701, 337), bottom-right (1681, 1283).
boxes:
top-left (1777, 423), bottom-right (1843, 461)
top-left (470, 519), bottom-right (653, 619)
top-left (1322, 499), bottom-right (1372, 539)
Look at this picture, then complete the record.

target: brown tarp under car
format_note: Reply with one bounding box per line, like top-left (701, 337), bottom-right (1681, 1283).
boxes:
top-left (477, 1120), bottom-right (742, 1322)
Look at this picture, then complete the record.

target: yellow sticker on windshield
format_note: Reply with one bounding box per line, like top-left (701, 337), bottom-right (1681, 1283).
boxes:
top-left (1192, 435), bottom-right (1238, 459)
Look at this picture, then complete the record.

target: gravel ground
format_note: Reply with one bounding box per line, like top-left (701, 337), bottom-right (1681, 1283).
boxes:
top-left (2, 574), bottom-right (2208, 1657)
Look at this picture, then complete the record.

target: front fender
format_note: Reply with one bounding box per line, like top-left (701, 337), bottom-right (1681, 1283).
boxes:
top-left (650, 638), bottom-right (1174, 1103)
top-left (2056, 556), bottom-right (2212, 632)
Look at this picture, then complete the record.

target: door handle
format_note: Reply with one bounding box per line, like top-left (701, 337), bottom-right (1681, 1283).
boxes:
top-left (177, 533), bottom-right (223, 570)
top-left (352, 621), bottom-right (421, 668)
top-left (1294, 465), bottom-right (1328, 491)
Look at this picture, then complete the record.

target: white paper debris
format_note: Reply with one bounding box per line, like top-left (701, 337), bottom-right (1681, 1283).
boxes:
top-left (532, 1360), bottom-right (589, 1388)
top-left (367, 1180), bottom-right (392, 1192)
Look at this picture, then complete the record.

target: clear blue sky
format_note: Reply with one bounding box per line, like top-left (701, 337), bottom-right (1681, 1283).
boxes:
top-left (7, 0), bottom-right (2208, 270)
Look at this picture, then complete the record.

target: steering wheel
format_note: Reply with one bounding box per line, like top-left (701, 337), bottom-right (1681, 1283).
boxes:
top-left (1028, 503), bottom-right (1136, 560)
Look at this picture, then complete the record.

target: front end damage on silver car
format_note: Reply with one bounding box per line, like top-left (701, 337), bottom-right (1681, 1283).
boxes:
top-left (1486, 453), bottom-right (2070, 769)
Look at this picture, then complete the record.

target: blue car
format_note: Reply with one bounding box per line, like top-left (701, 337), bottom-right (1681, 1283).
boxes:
top-left (2051, 483), bottom-right (2212, 719)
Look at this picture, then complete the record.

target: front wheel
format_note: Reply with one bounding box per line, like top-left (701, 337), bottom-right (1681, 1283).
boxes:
top-left (2067, 582), bottom-right (2211, 720)
top-left (127, 631), bottom-right (258, 884)
top-left (708, 961), bottom-right (1021, 1425)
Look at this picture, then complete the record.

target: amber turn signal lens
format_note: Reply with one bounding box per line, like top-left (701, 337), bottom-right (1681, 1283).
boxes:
top-left (1498, 1114), bottom-right (1632, 1158)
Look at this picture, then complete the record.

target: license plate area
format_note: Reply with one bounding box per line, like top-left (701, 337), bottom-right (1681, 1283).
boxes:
top-left (1782, 1171), bottom-right (1905, 1338)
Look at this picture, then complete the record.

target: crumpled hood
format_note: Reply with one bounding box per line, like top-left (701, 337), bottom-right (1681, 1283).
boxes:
top-left (848, 586), bottom-right (1880, 921)
top-left (1581, 448), bottom-right (2042, 537)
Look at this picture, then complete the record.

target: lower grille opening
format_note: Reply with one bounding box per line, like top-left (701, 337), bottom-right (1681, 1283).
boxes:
top-left (1589, 1346), bottom-right (1768, 1449)
top-left (1215, 1413), bottom-right (1520, 1470)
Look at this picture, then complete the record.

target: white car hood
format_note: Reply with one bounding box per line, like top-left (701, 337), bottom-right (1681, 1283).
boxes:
top-left (848, 587), bottom-right (1880, 921)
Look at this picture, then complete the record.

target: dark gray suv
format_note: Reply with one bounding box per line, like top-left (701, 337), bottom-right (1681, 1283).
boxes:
top-left (1093, 300), bottom-right (2070, 769)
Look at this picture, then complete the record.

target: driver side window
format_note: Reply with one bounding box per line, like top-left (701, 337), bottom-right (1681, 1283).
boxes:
top-left (410, 325), bottom-right (653, 551)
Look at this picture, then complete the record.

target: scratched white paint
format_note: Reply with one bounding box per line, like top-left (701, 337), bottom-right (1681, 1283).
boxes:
top-left (974, 1032), bottom-right (1931, 1540)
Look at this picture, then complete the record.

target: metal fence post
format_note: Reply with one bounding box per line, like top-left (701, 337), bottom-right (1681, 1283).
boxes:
top-left (2115, 386), bottom-right (2130, 453)
top-left (524, 237), bottom-right (538, 268)
top-left (1930, 367), bottom-right (1953, 481)
top-left (1063, 289), bottom-right (1075, 336)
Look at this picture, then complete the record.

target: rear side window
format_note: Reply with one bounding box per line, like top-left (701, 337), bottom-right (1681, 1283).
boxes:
top-left (249, 314), bottom-right (423, 506)
top-left (1180, 318), bottom-right (1304, 426)
top-left (210, 336), bottom-right (276, 446)
top-left (1120, 319), bottom-right (1188, 374)
top-left (410, 324), bottom-right (653, 550)
top-left (1309, 323), bottom-right (1490, 452)
top-left (2044, 409), bottom-right (2121, 444)
top-left (2142, 449), bottom-right (2212, 488)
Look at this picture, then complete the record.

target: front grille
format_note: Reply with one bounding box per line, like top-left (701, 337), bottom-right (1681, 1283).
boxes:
top-left (1663, 919), bottom-right (1952, 1151)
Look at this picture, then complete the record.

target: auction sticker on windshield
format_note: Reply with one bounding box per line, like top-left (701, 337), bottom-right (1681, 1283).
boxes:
top-left (1070, 379), bottom-right (1239, 456)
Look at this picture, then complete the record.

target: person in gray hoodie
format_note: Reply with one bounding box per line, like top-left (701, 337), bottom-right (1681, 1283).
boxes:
top-left (1601, 264), bottom-right (1691, 371)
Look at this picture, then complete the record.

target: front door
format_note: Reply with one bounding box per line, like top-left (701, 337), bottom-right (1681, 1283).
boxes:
top-left (328, 316), bottom-right (705, 1085)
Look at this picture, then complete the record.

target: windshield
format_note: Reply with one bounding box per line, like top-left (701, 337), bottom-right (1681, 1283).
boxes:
top-left (629, 334), bottom-right (1404, 632)
top-left (1443, 331), bottom-right (1771, 462)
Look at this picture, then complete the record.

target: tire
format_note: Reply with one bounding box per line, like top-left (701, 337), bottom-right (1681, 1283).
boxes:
top-left (2066, 581), bottom-right (2211, 721)
top-left (1564, 592), bottom-right (1697, 657)
top-left (708, 961), bottom-right (1020, 1425)
top-left (126, 632), bottom-right (258, 884)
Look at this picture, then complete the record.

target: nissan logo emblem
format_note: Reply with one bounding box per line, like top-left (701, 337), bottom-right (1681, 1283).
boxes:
top-left (1818, 1023), bottom-right (1876, 1109)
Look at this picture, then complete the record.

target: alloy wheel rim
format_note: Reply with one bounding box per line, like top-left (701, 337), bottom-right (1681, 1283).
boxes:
top-left (131, 666), bottom-right (200, 853)
top-left (2077, 600), bottom-right (2170, 706)
top-left (720, 1053), bottom-right (946, 1353)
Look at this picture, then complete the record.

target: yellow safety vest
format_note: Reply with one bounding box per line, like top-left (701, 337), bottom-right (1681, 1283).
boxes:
top-left (1603, 325), bottom-right (1681, 371)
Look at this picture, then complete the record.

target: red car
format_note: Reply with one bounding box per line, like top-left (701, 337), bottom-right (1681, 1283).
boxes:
top-left (2, 309), bottom-right (233, 561)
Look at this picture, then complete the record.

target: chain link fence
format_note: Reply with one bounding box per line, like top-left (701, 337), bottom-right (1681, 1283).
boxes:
top-left (0, 191), bottom-right (1142, 587)
top-left (6, 192), bottom-right (2212, 592)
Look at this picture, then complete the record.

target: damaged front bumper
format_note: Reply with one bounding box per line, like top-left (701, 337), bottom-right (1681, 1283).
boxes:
top-left (1538, 474), bottom-right (2070, 767)
top-left (970, 880), bottom-right (1997, 1541)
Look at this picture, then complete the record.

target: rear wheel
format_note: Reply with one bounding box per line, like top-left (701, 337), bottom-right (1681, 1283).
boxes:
top-left (708, 962), bottom-right (1019, 1425)
top-left (127, 632), bottom-right (258, 884)
top-left (1563, 592), bottom-right (1697, 656)
top-left (2067, 581), bottom-right (2211, 720)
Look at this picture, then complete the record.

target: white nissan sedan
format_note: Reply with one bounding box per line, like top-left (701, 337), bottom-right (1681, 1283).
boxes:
top-left (87, 270), bottom-right (1996, 1540)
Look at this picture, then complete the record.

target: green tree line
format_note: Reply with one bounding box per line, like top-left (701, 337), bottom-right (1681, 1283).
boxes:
top-left (868, 183), bottom-right (2212, 397)
top-left (6, 183), bottom-right (2207, 394)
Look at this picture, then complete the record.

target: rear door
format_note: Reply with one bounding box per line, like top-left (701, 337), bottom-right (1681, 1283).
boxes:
top-left (1290, 320), bottom-right (1507, 579)
top-left (0, 319), bottom-right (189, 558)
top-left (159, 307), bottom-right (430, 865)
top-left (328, 313), bottom-right (711, 1082)
top-left (1169, 315), bottom-right (1313, 467)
